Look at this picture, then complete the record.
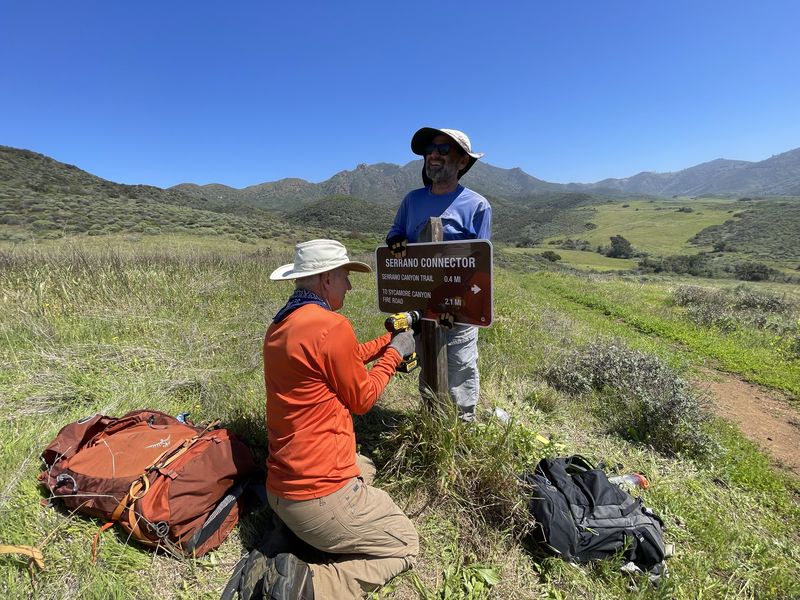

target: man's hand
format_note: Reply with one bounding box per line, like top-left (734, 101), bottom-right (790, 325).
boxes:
top-left (388, 331), bottom-right (415, 358)
top-left (386, 235), bottom-right (408, 259)
top-left (437, 312), bottom-right (455, 329)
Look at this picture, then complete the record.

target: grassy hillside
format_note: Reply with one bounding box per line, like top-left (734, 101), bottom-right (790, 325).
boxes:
top-left (491, 192), bottom-right (602, 245)
top-left (0, 146), bottom-right (312, 244)
top-left (690, 198), bottom-right (800, 263)
top-left (285, 195), bottom-right (396, 236)
top-left (514, 197), bottom-right (800, 278)
top-left (547, 198), bottom-right (741, 255)
top-left (0, 146), bottom-right (223, 212)
top-left (0, 237), bottom-right (798, 599)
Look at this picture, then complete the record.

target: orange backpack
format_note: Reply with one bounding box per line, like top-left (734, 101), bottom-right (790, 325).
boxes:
top-left (39, 409), bottom-right (260, 557)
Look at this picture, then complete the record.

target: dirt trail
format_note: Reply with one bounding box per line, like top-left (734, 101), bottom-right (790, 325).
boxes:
top-left (695, 369), bottom-right (800, 477)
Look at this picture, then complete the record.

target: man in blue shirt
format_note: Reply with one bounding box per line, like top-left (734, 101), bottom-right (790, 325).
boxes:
top-left (386, 127), bottom-right (492, 421)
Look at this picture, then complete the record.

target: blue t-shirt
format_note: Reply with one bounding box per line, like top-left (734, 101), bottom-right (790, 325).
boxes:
top-left (387, 185), bottom-right (492, 243)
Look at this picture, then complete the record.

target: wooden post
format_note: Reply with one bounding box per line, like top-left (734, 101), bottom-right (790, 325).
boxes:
top-left (419, 217), bottom-right (449, 408)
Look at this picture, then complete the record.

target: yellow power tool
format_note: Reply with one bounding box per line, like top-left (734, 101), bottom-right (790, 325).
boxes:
top-left (384, 310), bottom-right (421, 373)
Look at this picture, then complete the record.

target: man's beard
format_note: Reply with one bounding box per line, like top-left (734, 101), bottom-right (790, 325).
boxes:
top-left (425, 160), bottom-right (459, 184)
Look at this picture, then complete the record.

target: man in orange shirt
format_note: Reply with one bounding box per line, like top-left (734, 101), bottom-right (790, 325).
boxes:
top-left (261, 239), bottom-right (419, 599)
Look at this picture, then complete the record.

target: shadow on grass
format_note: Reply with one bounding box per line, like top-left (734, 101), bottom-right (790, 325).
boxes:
top-left (353, 403), bottom-right (409, 468)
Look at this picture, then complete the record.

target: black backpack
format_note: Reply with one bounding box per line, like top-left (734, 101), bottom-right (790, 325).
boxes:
top-left (521, 455), bottom-right (667, 577)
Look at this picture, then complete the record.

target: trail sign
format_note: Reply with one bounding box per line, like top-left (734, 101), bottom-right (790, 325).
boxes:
top-left (376, 240), bottom-right (493, 327)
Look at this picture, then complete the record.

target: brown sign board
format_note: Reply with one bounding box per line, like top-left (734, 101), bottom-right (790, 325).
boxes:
top-left (376, 240), bottom-right (493, 327)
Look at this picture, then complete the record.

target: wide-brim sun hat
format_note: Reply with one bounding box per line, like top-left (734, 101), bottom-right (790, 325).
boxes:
top-left (269, 239), bottom-right (371, 281)
top-left (411, 127), bottom-right (485, 186)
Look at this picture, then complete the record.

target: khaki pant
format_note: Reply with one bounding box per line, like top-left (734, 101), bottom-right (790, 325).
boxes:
top-left (267, 457), bottom-right (418, 599)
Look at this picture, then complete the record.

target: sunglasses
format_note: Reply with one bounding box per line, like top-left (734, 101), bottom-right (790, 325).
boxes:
top-left (424, 142), bottom-right (453, 156)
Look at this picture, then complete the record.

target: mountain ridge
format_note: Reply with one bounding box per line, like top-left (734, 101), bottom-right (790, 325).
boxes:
top-left (3, 145), bottom-right (799, 265)
top-left (173, 146), bottom-right (800, 209)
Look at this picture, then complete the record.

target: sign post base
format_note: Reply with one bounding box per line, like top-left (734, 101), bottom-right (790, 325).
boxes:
top-left (420, 218), bottom-right (449, 409)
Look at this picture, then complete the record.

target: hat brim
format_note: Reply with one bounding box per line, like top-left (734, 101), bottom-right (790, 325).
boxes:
top-left (411, 127), bottom-right (484, 160)
top-left (269, 260), bottom-right (372, 281)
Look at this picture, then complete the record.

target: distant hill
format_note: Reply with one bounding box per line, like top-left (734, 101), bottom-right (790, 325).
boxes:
top-left (0, 146), bottom-right (297, 243)
top-left (175, 146), bottom-right (800, 208)
top-left (174, 160), bottom-right (561, 211)
top-left (572, 148), bottom-right (800, 197)
top-left (0, 146), bottom-right (219, 210)
top-left (3, 143), bottom-right (800, 252)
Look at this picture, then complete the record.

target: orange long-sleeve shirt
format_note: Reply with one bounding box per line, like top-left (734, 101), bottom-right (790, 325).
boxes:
top-left (264, 304), bottom-right (402, 500)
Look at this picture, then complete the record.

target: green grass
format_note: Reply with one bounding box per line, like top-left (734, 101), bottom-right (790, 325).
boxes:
top-left (0, 236), bottom-right (798, 599)
top-left (555, 198), bottom-right (740, 256)
top-left (520, 272), bottom-right (800, 398)
top-left (503, 246), bottom-right (637, 271)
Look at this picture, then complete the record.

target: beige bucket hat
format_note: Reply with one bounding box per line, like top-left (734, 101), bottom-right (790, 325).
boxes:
top-left (269, 239), bottom-right (371, 281)
top-left (411, 127), bottom-right (485, 186)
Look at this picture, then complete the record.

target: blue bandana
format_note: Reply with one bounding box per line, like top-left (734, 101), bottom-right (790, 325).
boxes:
top-left (273, 288), bottom-right (330, 323)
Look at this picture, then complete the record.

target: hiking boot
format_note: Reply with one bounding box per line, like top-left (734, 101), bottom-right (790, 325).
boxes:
top-left (238, 549), bottom-right (270, 600)
top-left (266, 552), bottom-right (314, 600)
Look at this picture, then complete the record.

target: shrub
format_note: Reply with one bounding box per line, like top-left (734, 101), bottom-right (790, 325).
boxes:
top-left (731, 287), bottom-right (793, 313)
top-left (639, 254), bottom-right (713, 277)
top-left (558, 238), bottom-right (592, 251)
top-left (734, 262), bottom-right (772, 282)
top-left (686, 304), bottom-right (739, 332)
top-left (673, 284), bottom-right (797, 333)
top-left (0, 214), bottom-right (24, 225)
top-left (544, 341), bottom-right (714, 458)
top-left (31, 218), bottom-right (58, 231)
top-left (540, 250), bottom-right (561, 262)
top-left (712, 240), bottom-right (729, 252)
top-left (605, 235), bottom-right (634, 259)
top-left (673, 285), bottom-right (724, 307)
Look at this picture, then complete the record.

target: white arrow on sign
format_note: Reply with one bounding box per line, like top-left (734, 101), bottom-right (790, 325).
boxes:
top-left (471, 284), bottom-right (482, 294)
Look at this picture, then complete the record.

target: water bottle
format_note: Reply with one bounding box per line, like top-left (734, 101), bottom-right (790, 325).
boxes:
top-left (608, 472), bottom-right (650, 489)
top-left (492, 407), bottom-right (510, 424)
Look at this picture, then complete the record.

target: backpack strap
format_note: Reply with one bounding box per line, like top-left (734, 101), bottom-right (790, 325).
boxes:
top-left (183, 479), bottom-right (248, 555)
top-left (563, 455), bottom-right (595, 474)
top-left (0, 544), bottom-right (45, 572)
top-left (90, 522), bottom-right (115, 562)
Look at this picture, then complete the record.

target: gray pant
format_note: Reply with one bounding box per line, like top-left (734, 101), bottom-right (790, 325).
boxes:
top-left (418, 324), bottom-right (480, 420)
top-left (267, 456), bottom-right (418, 599)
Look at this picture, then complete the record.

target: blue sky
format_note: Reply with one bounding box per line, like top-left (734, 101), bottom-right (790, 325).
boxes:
top-left (1, 1), bottom-right (798, 188)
